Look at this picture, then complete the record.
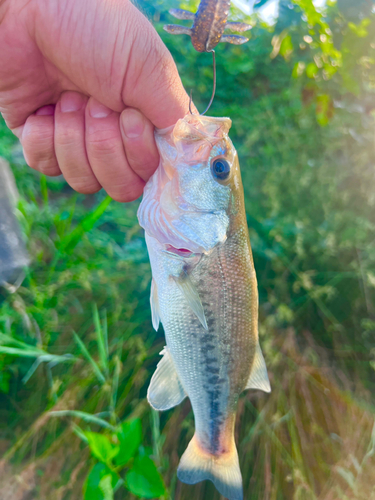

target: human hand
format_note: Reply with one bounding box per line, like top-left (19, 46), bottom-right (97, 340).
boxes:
top-left (0, 0), bottom-right (189, 201)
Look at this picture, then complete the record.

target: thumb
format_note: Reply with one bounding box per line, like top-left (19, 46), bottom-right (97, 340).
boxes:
top-left (33, 0), bottom-right (189, 128)
top-left (121, 3), bottom-right (190, 128)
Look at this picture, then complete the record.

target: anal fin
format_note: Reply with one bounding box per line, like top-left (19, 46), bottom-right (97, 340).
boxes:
top-left (148, 347), bottom-right (187, 411)
top-left (245, 343), bottom-right (271, 393)
top-left (173, 273), bottom-right (208, 330)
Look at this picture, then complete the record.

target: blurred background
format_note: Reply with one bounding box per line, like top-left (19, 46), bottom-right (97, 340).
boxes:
top-left (0, 0), bottom-right (375, 498)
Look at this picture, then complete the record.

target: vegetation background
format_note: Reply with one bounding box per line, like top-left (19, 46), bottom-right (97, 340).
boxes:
top-left (0, 0), bottom-right (375, 498)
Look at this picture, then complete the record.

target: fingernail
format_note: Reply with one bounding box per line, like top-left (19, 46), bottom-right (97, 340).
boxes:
top-left (36, 105), bottom-right (55, 116)
top-left (122, 109), bottom-right (145, 138)
top-left (89, 99), bottom-right (112, 118)
top-left (61, 92), bottom-right (85, 113)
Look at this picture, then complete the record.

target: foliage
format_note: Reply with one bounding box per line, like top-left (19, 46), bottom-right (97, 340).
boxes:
top-left (271, 0), bottom-right (375, 124)
top-left (81, 419), bottom-right (165, 500)
top-left (0, 0), bottom-right (375, 499)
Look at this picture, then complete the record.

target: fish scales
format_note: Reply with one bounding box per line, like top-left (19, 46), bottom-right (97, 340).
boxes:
top-left (138, 114), bottom-right (270, 500)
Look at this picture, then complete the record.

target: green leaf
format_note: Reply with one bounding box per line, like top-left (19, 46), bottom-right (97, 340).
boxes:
top-left (316, 94), bottom-right (333, 126)
top-left (306, 62), bottom-right (318, 79)
top-left (114, 419), bottom-right (142, 467)
top-left (125, 455), bottom-right (165, 499)
top-left (292, 61), bottom-right (305, 79)
top-left (279, 34), bottom-right (294, 61)
top-left (84, 463), bottom-right (118, 500)
top-left (86, 432), bottom-right (119, 463)
top-left (99, 475), bottom-right (114, 500)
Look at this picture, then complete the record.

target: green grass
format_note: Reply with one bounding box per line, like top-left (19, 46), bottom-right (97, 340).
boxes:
top-left (1, 116), bottom-right (374, 500)
top-left (1, 8), bottom-right (375, 496)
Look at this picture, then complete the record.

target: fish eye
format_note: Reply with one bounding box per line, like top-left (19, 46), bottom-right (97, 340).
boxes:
top-left (211, 157), bottom-right (230, 181)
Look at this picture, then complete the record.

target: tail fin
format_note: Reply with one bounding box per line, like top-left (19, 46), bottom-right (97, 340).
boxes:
top-left (177, 435), bottom-right (243, 500)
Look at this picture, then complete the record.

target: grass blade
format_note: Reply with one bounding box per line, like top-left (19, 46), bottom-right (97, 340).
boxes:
top-left (58, 195), bottom-right (112, 254)
top-left (73, 332), bottom-right (106, 384)
top-left (49, 410), bottom-right (116, 431)
top-left (93, 304), bottom-right (109, 375)
top-left (72, 424), bottom-right (89, 443)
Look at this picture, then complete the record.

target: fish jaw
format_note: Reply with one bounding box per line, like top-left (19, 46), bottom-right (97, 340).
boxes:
top-left (137, 115), bottom-right (236, 254)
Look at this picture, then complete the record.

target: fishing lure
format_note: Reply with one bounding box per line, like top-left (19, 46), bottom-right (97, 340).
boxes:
top-left (164, 0), bottom-right (251, 52)
top-left (164, 0), bottom-right (251, 114)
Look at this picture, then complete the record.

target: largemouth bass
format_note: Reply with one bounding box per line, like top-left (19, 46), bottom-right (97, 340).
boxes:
top-left (137, 114), bottom-right (270, 500)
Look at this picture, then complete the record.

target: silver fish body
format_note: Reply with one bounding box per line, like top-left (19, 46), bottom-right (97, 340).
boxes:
top-left (138, 115), bottom-right (270, 500)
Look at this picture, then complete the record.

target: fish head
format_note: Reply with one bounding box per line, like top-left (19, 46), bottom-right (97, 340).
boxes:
top-left (138, 114), bottom-right (242, 255)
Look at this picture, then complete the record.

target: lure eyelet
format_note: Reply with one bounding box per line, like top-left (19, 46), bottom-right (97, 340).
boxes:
top-left (211, 157), bottom-right (231, 182)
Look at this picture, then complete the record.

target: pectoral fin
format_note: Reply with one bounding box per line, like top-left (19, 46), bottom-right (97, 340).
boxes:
top-left (173, 274), bottom-right (208, 330)
top-left (148, 347), bottom-right (187, 411)
top-left (150, 279), bottom-right (160, 331)
top-left (169, 8), bottom-right (195, 20)
top-left (245, 343), bottom-right (271, 393)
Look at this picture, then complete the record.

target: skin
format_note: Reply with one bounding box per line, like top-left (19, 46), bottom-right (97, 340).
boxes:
top-left (0, 0), bottom-right (190, 201)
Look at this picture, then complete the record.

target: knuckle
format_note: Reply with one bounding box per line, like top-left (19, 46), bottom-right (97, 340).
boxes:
top-left (32, 161), bottom-right (61, 177)
top-left (87, 130), bottom-right (120, 155)
top-left (56, 127), bottom-right (81, 148)
top-left (107, 183), bottom-right (143, 203)
top-left (68, 177), bottom-right (101, 195)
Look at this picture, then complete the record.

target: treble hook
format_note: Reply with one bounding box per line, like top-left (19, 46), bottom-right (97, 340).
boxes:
top-left (189, 50), bottom-right (216, 116)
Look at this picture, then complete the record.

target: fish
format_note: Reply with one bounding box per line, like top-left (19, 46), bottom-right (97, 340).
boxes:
top-left (137, 114), bottom-right (270, 500)
top-left (164, 0), bottom-right (252, 52)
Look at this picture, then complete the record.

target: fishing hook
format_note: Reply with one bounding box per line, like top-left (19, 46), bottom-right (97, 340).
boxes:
top-left (189, 50), bottom-right (216, 116)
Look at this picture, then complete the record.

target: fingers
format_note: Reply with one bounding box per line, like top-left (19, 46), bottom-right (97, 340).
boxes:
top-left (54, 92), bottom-right (101, 194)
top-left (21, 105), bottom-right (61, 176)
top-left (85, 97), bottom-right (145, 202)
top-left (32, 0), bottom-right (189, 129)
top-left (121, 2), bottom-right (190, 128)
top-left (120, 108), bottom-right (159, 182)
top-left (20, 93), bottom-right (158, 201)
